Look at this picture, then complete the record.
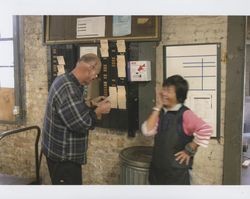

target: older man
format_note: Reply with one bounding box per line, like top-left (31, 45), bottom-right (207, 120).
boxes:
top-left (42, 53), bottom-right (111, 185)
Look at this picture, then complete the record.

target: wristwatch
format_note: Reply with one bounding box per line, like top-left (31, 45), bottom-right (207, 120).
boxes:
top-left (184, 144), bottom-right (197, 157)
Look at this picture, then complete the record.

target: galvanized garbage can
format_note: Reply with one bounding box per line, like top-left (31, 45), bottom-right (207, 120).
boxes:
top-left (119, 146), bottom-right (153, 185)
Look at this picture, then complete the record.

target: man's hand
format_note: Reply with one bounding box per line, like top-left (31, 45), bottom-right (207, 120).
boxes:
top-left (90, 96), bottom-right (106, 107)
top-left (174, 150), bottom-right (191, 166)
top-left (96, 98), bottom-right (111, 113)
top-left (94, 98), bottom-right (111, 119)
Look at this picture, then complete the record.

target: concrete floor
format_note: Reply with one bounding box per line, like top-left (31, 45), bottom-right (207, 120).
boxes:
top-left (241, 145), bottom-right (250, 185)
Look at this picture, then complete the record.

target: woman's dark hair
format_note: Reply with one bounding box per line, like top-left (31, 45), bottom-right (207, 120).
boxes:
top-left (162, 75), bottom-right (189, 103)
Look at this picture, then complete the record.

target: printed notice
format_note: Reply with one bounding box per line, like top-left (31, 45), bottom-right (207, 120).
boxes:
top-left (117, 55), bottom-right (126, 77)
top-left (186, 93), bottom-right (216, 137)
top-left (117, 86), bottom-right (126, 109)
top-left (137, 17), bottom-right (150, 24)
top-left (113, 16), bottom-right (131, 37)
top-left (116, 40), bottom-right (126, 53)
top-left (56, 56), bottom-right (65, 65)
top-left (108, 86), bottom-right (118, 108)
top-left (76, 17), bottom-right (105, 38)
top-left (80, 46), bottom-right (98, 57)
top-left (100, 39), bottom-right (108, 48)
top-left (100, 39), bottom-right (109, 57)
top-left (100, 48), bottom-right (109, 57)
top-left (57, 65), bottom-right (65, 75)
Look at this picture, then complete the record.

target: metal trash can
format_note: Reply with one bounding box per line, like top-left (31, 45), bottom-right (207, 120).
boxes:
top-left (119, 146), bottom-right (153, 185)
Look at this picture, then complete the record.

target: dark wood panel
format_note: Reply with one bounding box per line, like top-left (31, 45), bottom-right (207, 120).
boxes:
top-left (223, 16), bottom-right (245, 185)
top-left (44, 16), bottom-right (161, 44)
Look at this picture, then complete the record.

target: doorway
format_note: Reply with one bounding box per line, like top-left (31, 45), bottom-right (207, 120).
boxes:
top-left (241, 24), bottom-right (250, 184)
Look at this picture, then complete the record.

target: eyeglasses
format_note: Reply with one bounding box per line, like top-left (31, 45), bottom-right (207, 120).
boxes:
top-left (87, 63), bottom-right (96, 70)
top-left (87, 63), bottom-right (101, 79)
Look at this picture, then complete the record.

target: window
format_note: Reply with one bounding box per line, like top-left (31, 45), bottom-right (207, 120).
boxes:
top-left (0, 15), bottom-right (24, 123)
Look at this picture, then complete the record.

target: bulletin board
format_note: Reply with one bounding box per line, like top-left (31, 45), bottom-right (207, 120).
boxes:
top-left (48, 42), bottom-right (139, 136)
top-left (163, 43), bottom-right (221, 138)
top-left (43, 16), bottom-right (161, 44)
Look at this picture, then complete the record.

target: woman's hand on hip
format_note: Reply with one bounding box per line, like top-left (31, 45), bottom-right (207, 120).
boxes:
top-left (174, 150), bottom-right (191, 165)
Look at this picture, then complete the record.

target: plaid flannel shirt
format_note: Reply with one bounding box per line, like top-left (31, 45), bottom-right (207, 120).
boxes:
top-left (42, 72), bottom-right (97, 164)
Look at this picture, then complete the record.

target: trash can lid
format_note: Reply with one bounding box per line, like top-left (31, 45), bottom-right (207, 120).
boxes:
top-left (119, 146), bottom-right (153, 168)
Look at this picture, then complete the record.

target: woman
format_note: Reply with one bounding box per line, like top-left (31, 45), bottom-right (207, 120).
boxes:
top-left (141, 75), bottom-right (212, 185)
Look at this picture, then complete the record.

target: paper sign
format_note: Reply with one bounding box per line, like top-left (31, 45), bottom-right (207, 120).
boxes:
top-left (117, 55), bottom-right (126, 77)
top-left (56, 56), bottom-right (65, 65)
top-left (108, 86), bottom-right (118, 108)
top-left (137, 18), bottom-right (150, 24)
top-left (57, 65), bottom-right (65, 75)
top-left (116, 40), bottom-right (126, 53)
top-left (100, 39), bottom-right (109, 57)
top-left (100, 39), bottom-right (109, 48)
top-left (113, 16), bottom-right (131, 36)
top-left (128, 61), bottom-right (151, 81)
top-left (100, 48), bottom-right (109, 57)
top-left (80, 46), bottom-right (98, 57)
top-left (76, 17), bottom-right (105, 38)
top-left (117, 86), bottom-right (126, 109)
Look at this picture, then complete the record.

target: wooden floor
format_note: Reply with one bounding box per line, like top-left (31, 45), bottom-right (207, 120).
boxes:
top-left (241, 146), bottom-right (250, 185)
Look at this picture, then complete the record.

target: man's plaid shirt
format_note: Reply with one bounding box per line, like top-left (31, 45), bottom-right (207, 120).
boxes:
top-left (42, 72), bottom-right (97, 164)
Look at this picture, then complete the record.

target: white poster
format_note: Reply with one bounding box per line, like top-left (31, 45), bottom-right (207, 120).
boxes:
top-left (128, 61), bottom-right (151, 82)
top-left (108, 86), bottom-right (118, 109)
top-left (113, 16), bottom-right (131, 36)
top-left (117, 55), bottom-right (126, 77)
top-left (76, 17), bottom-right (105, 38)
top-left (117, 86), bottom-right (126, 109)
top-left (79, 46), bottom-right (98, 57)
top-left (165, 44), bottom-right (218, 137)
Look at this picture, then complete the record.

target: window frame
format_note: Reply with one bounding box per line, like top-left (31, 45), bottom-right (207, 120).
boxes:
top-left (0, 16), bottom-right (25, 124)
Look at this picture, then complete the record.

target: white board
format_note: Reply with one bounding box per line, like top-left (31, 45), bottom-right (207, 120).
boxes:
top-left (165, 44), bottom-right (219, 137)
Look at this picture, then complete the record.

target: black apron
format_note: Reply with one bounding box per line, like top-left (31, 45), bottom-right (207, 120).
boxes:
top-left (149, 105), bottom-right (193, 185)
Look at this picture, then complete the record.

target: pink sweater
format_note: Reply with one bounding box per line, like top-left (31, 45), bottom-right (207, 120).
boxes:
top-left (141, 109), bottom-right (213, 147)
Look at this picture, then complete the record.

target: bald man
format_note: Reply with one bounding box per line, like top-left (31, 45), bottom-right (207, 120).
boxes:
top-left (42, 53), bottom-right (111, 185)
